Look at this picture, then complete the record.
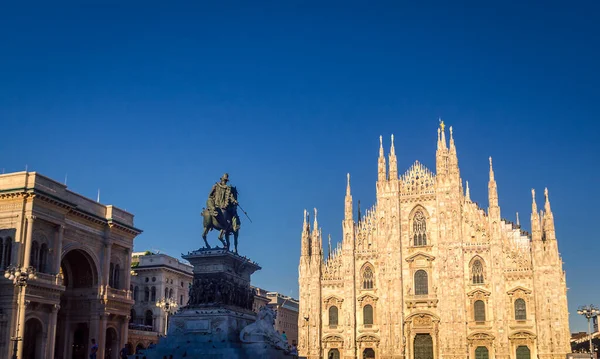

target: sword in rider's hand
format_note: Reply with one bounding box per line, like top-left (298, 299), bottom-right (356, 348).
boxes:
top-left (236, 202), bottom-right (253, 223)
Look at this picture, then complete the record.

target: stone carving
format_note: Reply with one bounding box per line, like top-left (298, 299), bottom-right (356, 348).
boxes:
top-left (240, 306), bottom-right (290, 351)
top-left (188, 277), bottom-right (254, 310)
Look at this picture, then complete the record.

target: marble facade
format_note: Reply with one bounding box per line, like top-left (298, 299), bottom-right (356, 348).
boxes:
top-left (298, 124), bottom-right (570, 359)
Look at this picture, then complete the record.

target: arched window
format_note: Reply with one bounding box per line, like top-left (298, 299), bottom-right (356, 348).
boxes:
top-left (472, 260), bottom-right (484, 284)
top-left (144, 287), bottom-right (150, 302)
top-left (413, 210), bottom-right (427, 246)
top-left (109, 263), bottom-right (115, 287)
top-left (114, 264), bottom-right (121, 289)
top-left (165, 287), bottom-right (169, 299)
top-left (475, 346), bottom-right (489, 359)
top-left (474, 300), bottom-right (486, 322)
top-left (180, 295), bottom-right (183, 305)
top-left (328, 306), bottom-right (338, 327)
top-left (515, 299), bottom-right (527, 320)
top-left (134, 286), bottom-right (139, 301)
top-left (362, 266), bottom-right (374, 289)
top-left (516, 346), bottom-right (530, 359)
top-left (144, 310), bottom-right (153, 327)
top-left (39, 243), bottom-right (49, 273)
top-left (4, 239), bottom-right (12, 268)
top-left (130, 309), bottom-right (136, 323)
top-left (414, 270), bottom-right (428, 295)
top-left (169, 288), bottom-right (173, 298)
top-left (363, 304), bottom-right (374, 325)
top-left (363, 348), bottom-right (375, 359)
top-left (328, 349), bottom-right (340, 359)
top-left (151, 286), bottom-right (156, 302)
top-left (30, 241), bottom-right (39, 269)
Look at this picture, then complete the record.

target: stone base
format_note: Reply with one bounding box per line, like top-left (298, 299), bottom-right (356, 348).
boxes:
top-left (136, 308), bottom-right (294, 359)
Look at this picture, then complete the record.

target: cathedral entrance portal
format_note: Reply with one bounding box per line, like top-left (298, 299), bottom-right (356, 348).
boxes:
top-left (363, 348), bottom-right (376, 358)
top-left (328, 348), bottom-right (340, 359)
top-left (414, 334), bottom-right (433, 359)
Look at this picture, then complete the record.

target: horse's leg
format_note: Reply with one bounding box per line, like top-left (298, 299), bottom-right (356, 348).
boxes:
top-left (233, 230), bottom-right (239, 254)
top-left (202, 227), bottom-right (211, 249)
top-left (217, 229), bottom-right (227, 248)
top-left (224, 231), bottom-right (230, 251)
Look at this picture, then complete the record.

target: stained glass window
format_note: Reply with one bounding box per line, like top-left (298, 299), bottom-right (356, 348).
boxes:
top-left (515, 299), bottom-right (527, 320)
top-left (472, 260), bottom-right (484, 284)
top-left (363, 304), bottom-right (374, 325)
top-left (329, 306), bottom-right (338, 326)
top-left (363, 266), bottom-right (374, 289)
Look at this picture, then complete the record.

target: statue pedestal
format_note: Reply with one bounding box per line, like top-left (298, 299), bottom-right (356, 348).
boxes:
top-left (135, 248), bottom-right (294, 359)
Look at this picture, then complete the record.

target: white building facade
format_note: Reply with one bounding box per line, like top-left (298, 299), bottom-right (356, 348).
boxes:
top-left (298, 124), bottom-right (570, 359)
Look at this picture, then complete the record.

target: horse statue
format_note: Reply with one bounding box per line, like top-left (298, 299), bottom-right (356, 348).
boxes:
top-left (201, 182), bottom-right (240, 253)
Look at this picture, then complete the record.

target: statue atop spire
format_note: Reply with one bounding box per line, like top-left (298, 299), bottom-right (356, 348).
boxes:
top-left (465, 181), bottom-right (471, 201)
top-left (439, 118), bottom-right (445, 132)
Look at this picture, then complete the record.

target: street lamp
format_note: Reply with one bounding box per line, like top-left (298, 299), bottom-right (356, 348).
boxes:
top-left (578, 304), bottom-right (600, 359)
top-left (4, 265), bottom-right (37, 359)
top-left (156, 297), bottom-right (178, 336)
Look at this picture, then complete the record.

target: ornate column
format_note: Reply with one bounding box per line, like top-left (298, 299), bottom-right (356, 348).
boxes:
top-left (124, 248), bottom-right (132, 295)
top-left (96, 313), bottom-right (108, 359)
top-left (46, 304), bottom-right (60, 358)
top-left (120, 315), bottom-right (130, 349)
top-left (22, 215), bottom-right (35, 268)
top-left (54, 225), bottom-right (65, 274)
top-left (102, 237), bottom-right (113, 293)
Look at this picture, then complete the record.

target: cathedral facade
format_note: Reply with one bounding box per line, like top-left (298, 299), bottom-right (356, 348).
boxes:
top-left (298, 124), bottom-right (570, 359)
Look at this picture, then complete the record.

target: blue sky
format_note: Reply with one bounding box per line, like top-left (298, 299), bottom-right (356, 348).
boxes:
top-left (0, 1), bottom-right (598, 331)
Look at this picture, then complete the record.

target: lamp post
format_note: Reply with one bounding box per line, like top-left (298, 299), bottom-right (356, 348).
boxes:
top-left (156, 297), bottom-right (178, 336)
top-left (4, 265), bottom-right (37, 359)
top-left (578, 305), bottom-right (599, 359)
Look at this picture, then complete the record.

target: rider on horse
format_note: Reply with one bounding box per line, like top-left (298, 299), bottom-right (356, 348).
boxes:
top-left (203, 173), bottom-right (241, 251)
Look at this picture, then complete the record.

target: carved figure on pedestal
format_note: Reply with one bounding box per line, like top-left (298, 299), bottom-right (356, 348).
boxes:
top-left (240, 306), bottom-right (290, 351)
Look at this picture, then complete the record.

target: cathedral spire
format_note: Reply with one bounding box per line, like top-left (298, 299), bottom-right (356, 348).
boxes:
top-left (311, 208), bottom-right (322, 258)
top-left (449, 125), bottom-right (455, 151)
top-left (388, 134), bottom-right (398, 180)
top-left (531, 189), bottom-right (542, 240)
top-left (543, 188), bottom-right (556, 240)
top-left (439, 119), bottom-right (447, 150)
top-left (301, 209), bottom-right (311, 256)
top-left (345, 173), bottom-right (353, 221)
top-left (378, 135), bottom-right (387, 182)
top-left (465, 181), bottom-right (471, 202)
top-left (488, 157), bottom-right (500, 219)
top-left (327, 234), bottom-right (332, 259)
top-left (516, 212), bottom-right (520, 227)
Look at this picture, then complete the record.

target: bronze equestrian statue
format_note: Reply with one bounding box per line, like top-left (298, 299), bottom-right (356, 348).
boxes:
top-left (201, 173), bottom-right (241, 253)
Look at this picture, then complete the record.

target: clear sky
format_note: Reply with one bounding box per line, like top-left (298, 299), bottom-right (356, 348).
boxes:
top-left (1, 1), bottom-right (598, 332)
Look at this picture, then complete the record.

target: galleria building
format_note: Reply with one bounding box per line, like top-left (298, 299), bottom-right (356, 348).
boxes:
top-left (298, 124), bottom-right (570, 359)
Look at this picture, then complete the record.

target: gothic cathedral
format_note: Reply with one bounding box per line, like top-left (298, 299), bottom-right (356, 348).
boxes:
top-left (297, 124), bottom-right (570, 359)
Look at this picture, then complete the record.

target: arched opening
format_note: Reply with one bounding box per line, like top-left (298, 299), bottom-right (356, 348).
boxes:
top-left (145, 310), bottom-right (154, 328)
top-left (413, 210), bottom-right (427, 246)
top-left (151, 286), bottom-right (156, 302)
top-left (165, 287), bottom-right (169, 299)
top-left (144, 287), bottom-right (150, 301)
top-left (414, 334), bottom-right (433, 359)
top-left (130, 309), bottom-right (136, 324)
top-left (54, 249), bottom-right (98, 359)
top-left (126, 343), bottom-right (134, 355)
top-left (105, 327), bottom-right (119, 359)
top-left (328, 306), bottom-right (338, 327)
top-left (363, 348), bottom-right (376, 359)
top-left (414, 270), bottom-right (428, 295)
top-left (39, 243), bottom-right (49, 273)
top-left (474, 300), bottom-right (486, 322)
top-left (328, 348), bottom-right (340, 359)
top-left (2, 238), bottom-right (13, 268)
top-left (135, 343), bottom-right (145, 354)
top-left (113, 264), bottom-right (120, 289)
top-left (516, 346), bottom-right (530, 359)
top-left (362, 265), bottom-right (374, 289)
top-left (471, 259), bottom-right (484, 284)
top-left (23, 317), bottom-right (43, 359)
top-left (515, 299), bottom-right (527, 320)
top-left (169, 288), bottom-right (173, 299)
top-left (363, 304), bottom-right (374, 326)
top-left (134, 286), bottom-right (139, 301)
top-left (475, 346), bottom-right (489, 359)
top-left (30, 241), bottom-right (39, 270)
